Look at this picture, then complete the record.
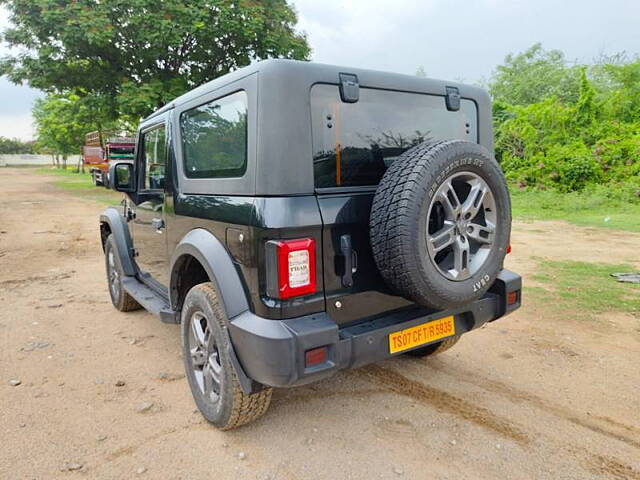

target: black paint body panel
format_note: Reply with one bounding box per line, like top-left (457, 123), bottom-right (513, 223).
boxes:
top-left (101, 60), bottom-right (521, 393)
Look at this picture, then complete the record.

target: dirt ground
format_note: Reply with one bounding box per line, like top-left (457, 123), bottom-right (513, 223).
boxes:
top-left (1, 168), bottom-right (639, 480)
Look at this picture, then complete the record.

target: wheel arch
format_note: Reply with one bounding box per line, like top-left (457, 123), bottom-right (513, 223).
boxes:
top-left (169, 229), bottom-right (250, 321)
top-left (99, 207), bottom-right (136, 276)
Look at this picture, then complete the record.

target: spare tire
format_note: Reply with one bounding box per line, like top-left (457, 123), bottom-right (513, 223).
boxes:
top-left (370, 140), bottom-right (511, 310)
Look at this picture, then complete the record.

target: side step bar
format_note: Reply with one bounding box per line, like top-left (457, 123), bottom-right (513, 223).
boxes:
top-left (122, 277), bottom-right (180, 324)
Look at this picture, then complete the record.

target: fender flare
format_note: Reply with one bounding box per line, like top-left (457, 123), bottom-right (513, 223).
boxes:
top-left (171, 229), bottom-right (261, 394)
top-left (100, 207), bottom-right (136, 276)
top-left (169, 228), bottom-right (249, 320)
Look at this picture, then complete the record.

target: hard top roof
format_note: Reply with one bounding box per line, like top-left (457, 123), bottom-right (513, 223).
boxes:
top-left (143, 59), bottom-right (484, 121)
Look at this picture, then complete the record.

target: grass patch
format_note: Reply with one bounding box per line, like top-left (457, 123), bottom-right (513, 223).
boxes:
top-left (35, 166), bottom-right (121, 205)
top-left (510, 185), bottom-right (640, 232)
top-left (530, 259), bottom-right (639, 319)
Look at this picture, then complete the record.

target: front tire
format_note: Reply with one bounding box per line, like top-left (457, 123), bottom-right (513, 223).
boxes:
top-left (92, 171), bottom-right (103, 187)
top-left (181, 283), bottom-right (272, 430)
top-left (104, 234), bottom-right (141, 312)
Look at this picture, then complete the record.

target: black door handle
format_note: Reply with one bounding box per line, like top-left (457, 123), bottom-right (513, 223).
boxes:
top-left (340, 234), bottom-right (357, 288)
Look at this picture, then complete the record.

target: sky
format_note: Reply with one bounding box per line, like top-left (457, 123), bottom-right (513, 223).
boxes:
top-left (1, 0), bottom-right (639, 140)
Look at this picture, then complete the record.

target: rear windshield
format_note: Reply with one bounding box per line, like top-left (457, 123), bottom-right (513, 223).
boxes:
top-left (311, 84), bottom-right (478, 188)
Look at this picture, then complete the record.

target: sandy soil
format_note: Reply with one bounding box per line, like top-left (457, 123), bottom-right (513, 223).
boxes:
top-left (1, 168), bottom-right (639, 480)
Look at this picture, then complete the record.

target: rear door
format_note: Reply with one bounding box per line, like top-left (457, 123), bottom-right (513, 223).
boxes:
top-left (311, 84), bottom-right (478, 325)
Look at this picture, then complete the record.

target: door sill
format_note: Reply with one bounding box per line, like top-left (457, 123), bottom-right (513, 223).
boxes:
top-left (122, 277), bottom-right (179, 324)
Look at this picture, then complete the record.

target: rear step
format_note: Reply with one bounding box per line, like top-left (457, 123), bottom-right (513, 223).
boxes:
top-left (122, 277), bottom-right (180, 324)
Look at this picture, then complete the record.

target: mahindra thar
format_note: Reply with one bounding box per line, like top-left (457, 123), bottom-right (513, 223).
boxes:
top-left (100, 60), bottom-right (521, 429)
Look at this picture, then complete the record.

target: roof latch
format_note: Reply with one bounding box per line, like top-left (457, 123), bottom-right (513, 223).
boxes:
top-left (339, 73), bottom-right (359, 103)
top-left (445, 86), bottom-right (461, 111)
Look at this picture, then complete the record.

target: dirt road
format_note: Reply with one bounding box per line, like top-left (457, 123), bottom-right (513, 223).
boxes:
top-left (1, 168), bottom-right (639, 480)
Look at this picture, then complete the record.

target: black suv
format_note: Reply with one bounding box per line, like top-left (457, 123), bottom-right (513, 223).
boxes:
top-left (101, 60), bottom-right (521, 430)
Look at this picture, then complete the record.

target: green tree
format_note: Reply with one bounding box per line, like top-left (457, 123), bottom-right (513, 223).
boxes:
top-left (596, 60), bottom-right (640, 123)
top-left (1, 0), bottom-right (310, 122)
top-left (32, 93), bottom-right (116, 169)
top-left (0, 137), bottom-right (35, 154)
top-left (489, 43), bottom-right (581, 106)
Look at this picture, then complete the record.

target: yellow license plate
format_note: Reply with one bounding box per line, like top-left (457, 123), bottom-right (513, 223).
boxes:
top-left (388, 316), bottom-right (455, 354)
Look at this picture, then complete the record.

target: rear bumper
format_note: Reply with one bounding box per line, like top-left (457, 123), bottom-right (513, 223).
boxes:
top-left (229, 269), bottom-right (521, 388)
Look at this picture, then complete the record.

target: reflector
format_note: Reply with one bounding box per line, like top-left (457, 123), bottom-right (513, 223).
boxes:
top-left (305, 347), bottom-right (327, 367)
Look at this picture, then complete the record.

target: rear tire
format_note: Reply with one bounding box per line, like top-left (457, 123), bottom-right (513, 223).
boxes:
top-left (406, 336), bottom-right (461, 358)
top-left (104, 234), bottom-right (141, 312)
top-left (182, 283), bottom-right (272, 430)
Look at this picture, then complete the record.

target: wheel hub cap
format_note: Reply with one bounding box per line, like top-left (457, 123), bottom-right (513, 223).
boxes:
top-left (426, 172), bottom-right (497, 281)
top-left (107, 250), bottom-right (120, 297)
top-left (188, 311), bottom-right (222, 404)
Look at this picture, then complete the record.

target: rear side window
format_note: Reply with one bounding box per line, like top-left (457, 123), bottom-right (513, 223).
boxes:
top-left (180, 91), bottom-right (248, 178)
top-left (311, 85), bottom-right (477, 188)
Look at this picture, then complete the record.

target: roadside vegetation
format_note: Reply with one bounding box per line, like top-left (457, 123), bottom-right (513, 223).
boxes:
top-left (511, 187), bottom-right (640, 232)
top-left (36, 167), bottom-right (121, 205)
top-left (0, 136), bottom-right (35, 154)
top-left (488, 45), bottom-right (640, 229)
top-left (527, 259), bottom-right (639, 320)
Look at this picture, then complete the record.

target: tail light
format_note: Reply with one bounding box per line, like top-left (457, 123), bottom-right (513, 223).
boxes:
top-left (266, 238), bottom-right (316, 299)
top-left (506, 244), bottom-right (512, 254)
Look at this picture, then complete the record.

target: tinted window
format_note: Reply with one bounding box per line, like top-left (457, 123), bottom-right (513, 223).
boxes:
top-left (142, 126), bottom-right (166, 190)
top-left (180, 91), bottom-right (248, 178)
top-left (311, 85), bottom-right (477, 188)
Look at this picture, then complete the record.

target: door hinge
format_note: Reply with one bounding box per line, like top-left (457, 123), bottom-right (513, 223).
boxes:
top-left (130, 248), bottom-right (139, 258)
top-left (339, 73), bottom-right (359, 103)
top-left (445, 86), bottom-right (461, 112)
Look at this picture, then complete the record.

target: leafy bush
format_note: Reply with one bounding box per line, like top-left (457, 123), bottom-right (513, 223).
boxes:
top-left (491, 46), bottom-right (640, 196)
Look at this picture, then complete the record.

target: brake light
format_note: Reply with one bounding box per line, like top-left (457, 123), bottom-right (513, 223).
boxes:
top-left (506, 244), bottom-right (512, 254)
top-left (272, 238), bottom-right (316, 299)
top-left (507, 290), bottom-right (519, 306)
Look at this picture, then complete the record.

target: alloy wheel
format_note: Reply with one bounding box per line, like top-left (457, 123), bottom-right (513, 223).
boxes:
top-left (426, 172), bottom-right (497, 281)
top-left (188, 311), bottom-right (223, 404)
top-left (107, 250), bottom-right (120, 298)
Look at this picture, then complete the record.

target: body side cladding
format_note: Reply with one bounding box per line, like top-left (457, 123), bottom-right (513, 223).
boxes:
top-left (99, 207), bottom-right (136, 276)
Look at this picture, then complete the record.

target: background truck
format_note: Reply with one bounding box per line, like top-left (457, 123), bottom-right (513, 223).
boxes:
top-left (82, 131), bottom-right (135, 187)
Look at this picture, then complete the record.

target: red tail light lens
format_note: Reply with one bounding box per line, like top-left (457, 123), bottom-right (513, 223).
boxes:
top-left (507, 244), bottom-right (512, 254)
top-left (273, 238), bottom-right (316, 299)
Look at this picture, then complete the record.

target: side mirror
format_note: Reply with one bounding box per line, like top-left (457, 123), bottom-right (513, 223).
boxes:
top-left (109, 162), bottom-right (135, 192)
